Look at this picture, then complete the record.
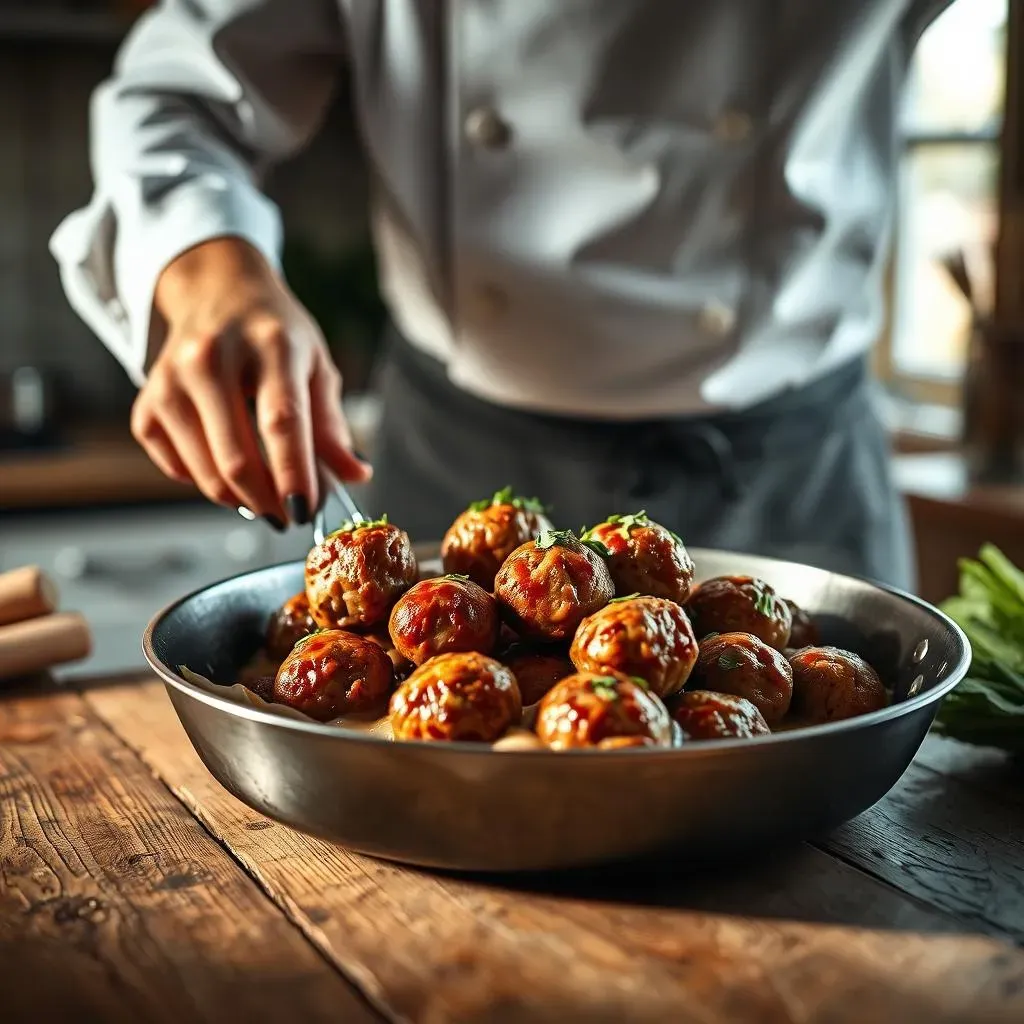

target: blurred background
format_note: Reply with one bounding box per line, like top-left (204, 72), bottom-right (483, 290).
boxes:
top-left (0, 0), bottom-right (1022, 677)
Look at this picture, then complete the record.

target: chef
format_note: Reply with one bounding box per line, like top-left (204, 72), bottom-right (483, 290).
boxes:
top-left (51, 0), bottom-right (943, 589)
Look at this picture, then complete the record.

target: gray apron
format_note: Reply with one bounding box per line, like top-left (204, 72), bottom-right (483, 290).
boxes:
top-left (363, 329), bottom-right (915, 591)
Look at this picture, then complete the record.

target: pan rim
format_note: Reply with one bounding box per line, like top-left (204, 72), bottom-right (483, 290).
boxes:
top-left (142, 548), bottom-right (972, 759)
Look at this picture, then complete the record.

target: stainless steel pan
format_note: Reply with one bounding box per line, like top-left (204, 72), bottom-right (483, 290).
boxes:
top-left (143, 549), bottom-right (970, 872)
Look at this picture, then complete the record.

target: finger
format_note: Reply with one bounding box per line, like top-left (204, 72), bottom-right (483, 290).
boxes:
top-left (179, 339), bottom-right (286, 523)
top-left (130, 402), bottom-right (193, 485)
top-left (254, 334), bottom-right (318, 523)
top-left (309, 353), bottom-right (372, 484)
top-left (148, 381), bottom-right (248, 511)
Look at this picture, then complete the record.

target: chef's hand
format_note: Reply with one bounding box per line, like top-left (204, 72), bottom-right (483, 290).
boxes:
top-left (131, 236), bottom-right (370, 530)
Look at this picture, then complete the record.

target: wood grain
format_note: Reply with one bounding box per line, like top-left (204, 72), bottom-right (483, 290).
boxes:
top-left (85, 676), bottom-right (1024, 1024)
top-left (0, 683), bottom-right (382, 1024)
top-left (819, 760), bottom-right (1024, 944)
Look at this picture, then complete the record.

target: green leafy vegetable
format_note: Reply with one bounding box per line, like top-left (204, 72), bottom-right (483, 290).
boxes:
top-left (469, 486), bottom-right (547, 514)
top-left (609, 592), bottom-right (642, 604)
top-left (934, 544), bottom-right (1024, 754)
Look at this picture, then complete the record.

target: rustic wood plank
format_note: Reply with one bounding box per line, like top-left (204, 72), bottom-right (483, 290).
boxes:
top-left (818, 756), bottom-right (1024, 944)
top-left (914, 734), bottom-right (1023, 803)
top-left (85, 676), bottom-right (1024, 1024)
top-left (0, 683), bottom-right (383, 1024)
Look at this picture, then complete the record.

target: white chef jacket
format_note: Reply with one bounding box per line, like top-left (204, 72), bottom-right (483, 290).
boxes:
top-left (50, 0), bottom-right (949, 420)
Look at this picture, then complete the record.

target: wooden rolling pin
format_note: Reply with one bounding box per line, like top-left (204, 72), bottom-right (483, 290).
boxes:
top-left (0, 612), bottom-right (92, 680)
top-left (0, 566), bottom-right (60, 627)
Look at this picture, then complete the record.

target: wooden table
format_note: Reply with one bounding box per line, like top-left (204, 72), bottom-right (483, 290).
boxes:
top-left (2, 674), bottom-right (1023, 1024)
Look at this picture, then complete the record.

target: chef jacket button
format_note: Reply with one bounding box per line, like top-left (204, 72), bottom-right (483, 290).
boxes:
top-left (465, 107), bottom-right (513, 149)
top-left (712, 109), bottom-right (753, 143)
top-left (697, 300), bottom-right (736, 337)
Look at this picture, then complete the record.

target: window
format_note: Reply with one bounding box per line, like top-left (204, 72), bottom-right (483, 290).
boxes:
top-left (880, 0), bottom-right (1009, 410)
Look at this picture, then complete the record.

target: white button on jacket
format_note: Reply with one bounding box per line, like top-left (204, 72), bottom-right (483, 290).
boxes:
top-left (50, 0), bottom-right (951, 420)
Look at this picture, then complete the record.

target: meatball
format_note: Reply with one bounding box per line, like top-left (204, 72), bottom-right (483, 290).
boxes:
top-left (784, 598), bottom-right (821, 649)
top-left (684, 575), bottom-right (792, 650)
top-left (273, 629), bottom-right (394, 722)
top-left (534, 671), bottom-right (674, 750)
top-left (581, 511), bottom-right (695, 603)
top-left (389, 651), bottom-right (522, 742)
top-left (441, 487), bottom-right (554, 590)
top-left (569, 595), bottom-right (698, 698)
top-left (388, 574), bottom-right (499, 665)
top-left (494, 530), bottom-right (615, 641)
top-left (501, 647), bottom-right (574, 706)
top-left (670, 690), bottom-right (771, 741)
top-left (788, 646), bottom-right (888, 724)
top-left (688, 631), bottom-right (793, 725)
top-left (363, 630), bottom-right (414, 679)
top-left (305, 516), bottom-right (418, 630)
top-left (265, 591), bottom-right (317, 661)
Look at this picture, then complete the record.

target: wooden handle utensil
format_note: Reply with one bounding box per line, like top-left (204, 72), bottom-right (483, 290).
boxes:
top-left (0, 566), bottom-right (60, 627)
top-left (0, 612), bottom-right (92, 680)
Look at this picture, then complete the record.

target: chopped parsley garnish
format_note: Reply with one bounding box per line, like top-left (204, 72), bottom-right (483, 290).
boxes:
top-left (537, 528), bottom-right (574, 549)
top-left (536, 528), bottom-right (608, 558)
top-left (590, 676), bottom-right (622, 700)
top-left (440, 573), bottom-right (471, 583)
top-left (629, 675), bottom-right (651, 690)
top-left (753, 585), bottom-right (775, 618)
top-left (469, 486), bottom-right (547, 514)
top-left (609, 592), bottom-right (642, 604)
top-left (328, 513), bottom-right (389, 538)
top-left (292, 628), bottom-right (329, 650)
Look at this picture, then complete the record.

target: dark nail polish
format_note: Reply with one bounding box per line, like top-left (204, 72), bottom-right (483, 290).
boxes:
top-left (352, 448), bottom-right (370, 464)
top-left (263, 514), bottom-right (286, 533)
top-left (285, 493), bottom-right (310, 525)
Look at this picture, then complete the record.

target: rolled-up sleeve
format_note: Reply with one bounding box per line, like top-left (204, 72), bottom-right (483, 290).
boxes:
top-left (49, 0), bottom-right (347, 385)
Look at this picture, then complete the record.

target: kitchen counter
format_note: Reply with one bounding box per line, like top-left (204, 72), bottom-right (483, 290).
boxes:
top-left (1, 424), bottom-right (192, 510)
top-left (2, 672), bottom-right (1023, 1023)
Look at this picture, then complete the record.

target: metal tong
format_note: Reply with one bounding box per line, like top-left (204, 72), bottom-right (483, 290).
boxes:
top-left (312, 464), bottom-right (365, 545)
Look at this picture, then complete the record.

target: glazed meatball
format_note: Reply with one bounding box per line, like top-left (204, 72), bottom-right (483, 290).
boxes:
top-left (363, 630), bottom-right (414, 680)
top-left (688, 632), bottom-right (793, 725)
top-left (534, 671), bottom-right (674, 750)
top-left (501, 647), bottom-right (574, 706)
top-left (670, 690), bottom-right (771, 741)
top-left (684, 575), bottom-right (792, 650)
top-left (441, 487), bottom-right (554, 590)
top-left (388, 574), bottom-right (499, 665)
top-left (265, 591), bottom-right (317, 661)
top-left (494, 530), bottom-right (615, 641)
top-left (389, 651), bottom-right (522, 742)
top-left (273, 630), bottom-right (394, 722)
top-left (784, 599), bottom-right (821, 650)
top-left (570, 596), bottom-right (698, 698)
top-left (305, 516), bottom-right (418, 630)
top-left (789, 646), bottom-right (888, 724)
top-left (582, 511), bottom-right (695, 603)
